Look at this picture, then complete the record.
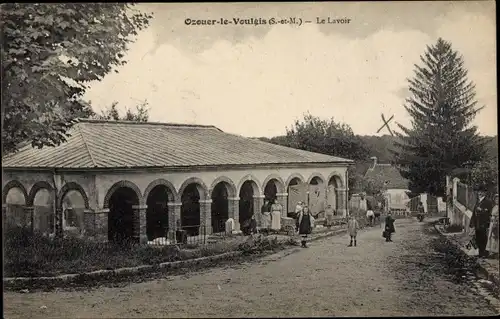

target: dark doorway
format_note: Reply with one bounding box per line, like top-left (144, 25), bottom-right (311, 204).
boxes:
top-left (181, 184), bottom-right (201, 236)
top-left (239, 181), bottom-right (255, 226)
top-left (264, 180), bottom-right (278, 202)
top-left (108, 187), bottom-right (139, 244)
top-left (211, 183), bottom-right (229, 233)
top-left (146, 186), bottom-right (170, 241)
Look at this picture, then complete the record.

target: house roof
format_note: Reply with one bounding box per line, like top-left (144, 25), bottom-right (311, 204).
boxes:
top-left (2, 119), bottom-right (353, 169)
top-left (364, 163), bottom-right (409, 189)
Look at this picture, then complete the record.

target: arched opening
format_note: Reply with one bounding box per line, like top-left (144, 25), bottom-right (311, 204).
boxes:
top-left (61, 190), bottom-right (86, 234)
top-left (308, 176), bottom-right (325, 217)
top-left (181, 184), bottom-right (202, 236)
top-left (33, 189), bottom-right (55, 235)
top-left (108, 187), bottom-right (139, 244)
top-left (264, 180), bottom-right (279, 203)
top-left (4, 188), bottom-right (27, 228)
top-left (287, 177), bottom-right (307, 218)
top-left (211, 182), bottom-right (230, 233)
top-left (327, 176), bottom-right (342, 214)
top-left (239, 180), bottom-right (258, 226)
top-left (146, 185), bottom-right (172, 241)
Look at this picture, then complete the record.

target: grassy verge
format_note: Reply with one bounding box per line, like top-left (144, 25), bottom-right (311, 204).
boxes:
top-left (3, 227), bottom-right (298, 278)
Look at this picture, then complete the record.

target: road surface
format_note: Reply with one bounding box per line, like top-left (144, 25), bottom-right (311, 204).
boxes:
top-left (4, 218), bottom-right (499, 318)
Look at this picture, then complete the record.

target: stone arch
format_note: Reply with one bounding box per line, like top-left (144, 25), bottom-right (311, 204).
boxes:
top-left (2, 180), bottom-right (28, 204)
top-left (27, 181), bottom-right (54, 206)
top-left (307, 172), bottom-right (326, 185)
top-left (143, 179), bottom-right (178, 203)
top-left (103, 180), bottom-right (143, 209)
top-left (209, 176), bottom-right (237, 198)
top-left (327, 172), bottom-right (345, 188)
top-left (57, 182), bottom-right (90, 209)
top-left (178, 177), bottom-right (209, 200)
top-left (237, 174), bottom-right (262, 195)
top-left (285, 173), bottom-right (306, 187)
top-left (262, 174), bottom-right (286, 194)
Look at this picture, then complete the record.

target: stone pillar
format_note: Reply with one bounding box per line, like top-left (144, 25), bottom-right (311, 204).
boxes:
top-left (83, 209), bottom-right (94, 237)
top-left (253, 195), bottom-right (264, 227)
top-left (276, 193), bottom-right (288, 218)
top-left (228, 197), bottom-right (240, 231)
top-left (55, 206), bottom-right (63, 238)
top-left (2, 204), bottom-right (7, 228)
top-left (199, 199), bottom-right (213, 235)
top-left (167, 202), bottom-right (182, 242)
top-left (23, 206), bottom-right (35, 231)
top-left (132, 205), bottom-right (148, 244)
top-left (337, 188), bottom-right (347, 217)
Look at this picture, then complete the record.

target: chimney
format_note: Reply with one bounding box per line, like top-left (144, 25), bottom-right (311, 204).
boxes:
top-left (370, 156), bottom-right (377, 169)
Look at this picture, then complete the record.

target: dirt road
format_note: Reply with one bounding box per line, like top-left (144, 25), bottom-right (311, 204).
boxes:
top-left (4, 218), bottom-right (499, 318)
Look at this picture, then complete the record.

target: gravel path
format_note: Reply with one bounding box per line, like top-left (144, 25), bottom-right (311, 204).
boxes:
top-left (4, 218), bottom-right (499, 318)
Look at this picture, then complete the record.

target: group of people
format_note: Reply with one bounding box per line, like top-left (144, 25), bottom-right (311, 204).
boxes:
top-left (469, 191), bottom-right (499, 259)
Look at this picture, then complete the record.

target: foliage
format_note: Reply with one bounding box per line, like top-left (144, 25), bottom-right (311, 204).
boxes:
top-left (285, 113), bottom-right (370, 161)
top-left (92, 100), bottom-right (150, 122)
top-left (392, 38), bottom-right (487, 197)
top-left (360, 174), bottom-right (387, 198)
top-left (1, 3), bottom-right (152, 155)
top-left (3, 226), bottom-right (240, 277)
top-left (470, 157), bottom-right (498, 193)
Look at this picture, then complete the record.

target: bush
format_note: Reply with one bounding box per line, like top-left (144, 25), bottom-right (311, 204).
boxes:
top-left (4, 227), bottom-right (248, 277)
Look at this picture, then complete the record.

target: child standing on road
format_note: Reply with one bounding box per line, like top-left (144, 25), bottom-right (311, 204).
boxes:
top-left (297, 206), bottom-right (315, 248)
top-left (347, 214), bottom-right (360, 247)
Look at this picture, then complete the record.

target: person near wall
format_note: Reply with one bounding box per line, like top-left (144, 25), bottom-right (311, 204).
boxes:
top-left (261, 199), bottom-right (271, 235)
top-left (324, 204), bottom-right (335, 228)
top-left (297, 206), bottom-right (315, 248)
top-left (384, 212), bottom-right (395, 242)
top-left (270, 199), bottom-right (282, 231)
top-left (486, 194), bottom-right (499, 258)
top-left (469, 189), bottom-right (493, 258)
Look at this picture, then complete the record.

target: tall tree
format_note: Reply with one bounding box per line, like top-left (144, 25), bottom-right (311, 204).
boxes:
top-left (1, 4), bottom-right (152, 155)
top-left (393, 38), bottom-right (487, 197)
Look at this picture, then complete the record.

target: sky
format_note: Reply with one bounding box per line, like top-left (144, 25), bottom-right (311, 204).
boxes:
top-left (84, 1), bottom-right (497, 138)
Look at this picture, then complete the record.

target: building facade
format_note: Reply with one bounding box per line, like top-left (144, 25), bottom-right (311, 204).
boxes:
top-left (2, 120), bottom-right (353, 243)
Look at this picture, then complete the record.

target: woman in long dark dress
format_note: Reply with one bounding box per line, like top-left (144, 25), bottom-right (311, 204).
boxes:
top-left (297, 206), bottom-right (314, 248)
top-left (384, 212), bottom-right (395, 242)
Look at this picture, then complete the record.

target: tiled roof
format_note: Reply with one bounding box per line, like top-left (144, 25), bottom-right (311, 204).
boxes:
top-left (364, 164), bottom-right (409, 189)
top-left (2, 119), bottom-right (353, 169)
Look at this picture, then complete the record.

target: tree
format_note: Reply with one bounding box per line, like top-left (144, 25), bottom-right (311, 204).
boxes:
top-left (392, 38), bottom-right (487, 197)
top-left (285, 113), bottom-right (370, 161)
top-left (1, 4), bottom-right (152, 155)
top-left (94, 100), bottom-right (150, 122)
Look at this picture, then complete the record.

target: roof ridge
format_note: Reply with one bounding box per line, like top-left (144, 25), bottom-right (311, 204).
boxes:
top-left (77, 124), bottom-right (97, 167)
top-left (78, 118), bottom-right (222, 131)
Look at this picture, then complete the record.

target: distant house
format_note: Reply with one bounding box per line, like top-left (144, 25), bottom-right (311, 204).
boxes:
top-left (364, 157), bottom-right (410, 212)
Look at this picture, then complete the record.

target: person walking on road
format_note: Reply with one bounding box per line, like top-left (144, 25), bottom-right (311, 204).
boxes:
top-left (347, 214), bottom-right (360, 247)
top-left (469, 188), bottom-right (493, 258)
top-left (486, 193), bottom-right (499, 258)
top-left (384, 212), bottom-right (395, 242)
top-left (297, 206), bottom-right (314, 248)
top-left (366, 200), bottom-right (375, 227)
